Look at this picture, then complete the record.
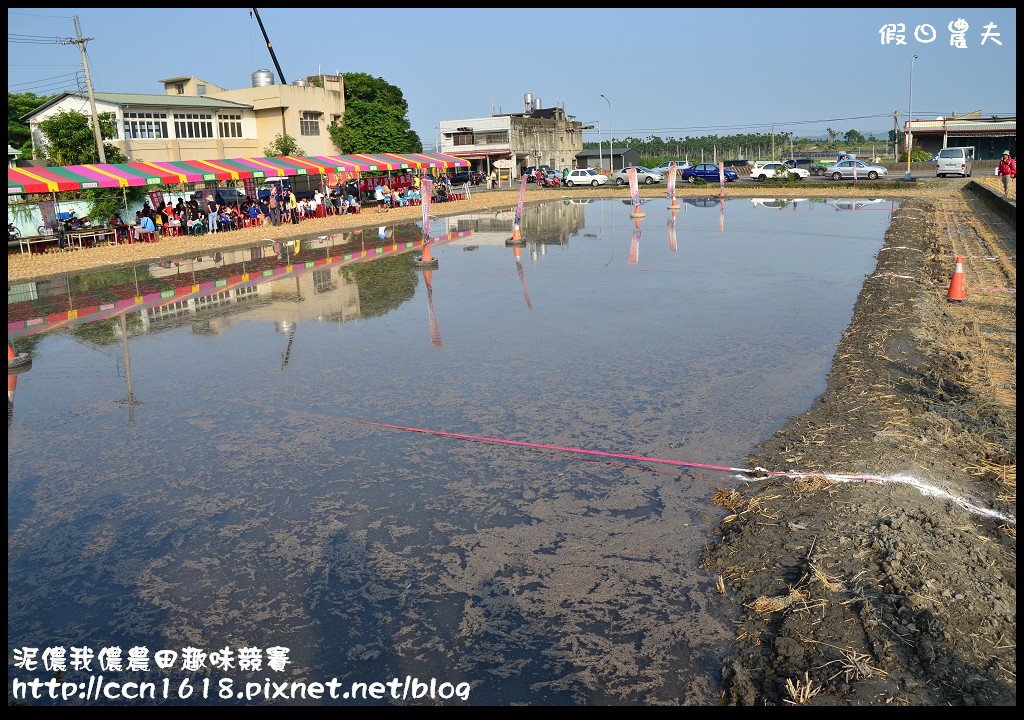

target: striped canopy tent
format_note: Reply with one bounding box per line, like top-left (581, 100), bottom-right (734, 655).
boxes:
top-left (8, 151), bottom-right (470, 196)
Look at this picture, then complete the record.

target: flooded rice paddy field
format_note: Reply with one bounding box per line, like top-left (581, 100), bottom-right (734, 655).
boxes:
top-left (8, 197), bottom-right (896, 704)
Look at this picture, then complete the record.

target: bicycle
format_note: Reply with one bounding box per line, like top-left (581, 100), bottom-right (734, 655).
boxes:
top-left (9, 223), bottom-right (21, 242)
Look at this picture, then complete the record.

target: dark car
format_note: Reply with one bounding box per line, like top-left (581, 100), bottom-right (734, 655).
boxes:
top-left (680, 163), bottom-right (740, 183)
top-left (449, 171), bottom-right (484, 186)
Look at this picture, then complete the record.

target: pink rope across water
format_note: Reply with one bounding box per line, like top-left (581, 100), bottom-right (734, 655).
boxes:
top-left (339, 417), bottom-right (1015, 523)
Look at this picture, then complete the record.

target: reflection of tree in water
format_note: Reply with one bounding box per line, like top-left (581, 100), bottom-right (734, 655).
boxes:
top-left (341, 254), bottom-right (418, 319)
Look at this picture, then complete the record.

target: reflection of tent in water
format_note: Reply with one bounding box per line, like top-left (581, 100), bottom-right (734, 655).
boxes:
top-left (681, 197), bottom-right (720, 208)
top-left (620, 198), bottom-right (653, 205)
top-left (750, 198), bottom-right (808, 210)
top-left (830, 199), bottom-right (887, 211)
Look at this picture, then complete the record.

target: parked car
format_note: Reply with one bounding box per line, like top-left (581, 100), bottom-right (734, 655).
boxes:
top-left (652, 160), bottom-right (691, 175)
top-left (750, 161), bottom-right (810, 181)
top-left (610, 166), bottom-right (663, 185)
top-left (448, 171), bottom-right (483, 186)
top-left (824, 159), bottom-right (889, 180)
top-left (564, 168), bottom-right (608, 187)
top-left (722, 159), bottom-right (752, 171)
top-left (680, 163), bottom-right (740, 183)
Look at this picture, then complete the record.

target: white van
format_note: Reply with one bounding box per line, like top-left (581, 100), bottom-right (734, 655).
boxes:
top-left (935, 146), bottom-right (975, 178)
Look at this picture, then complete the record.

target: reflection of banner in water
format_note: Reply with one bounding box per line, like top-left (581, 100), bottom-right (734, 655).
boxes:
top-left (667, 162), bottom-right (677, 203)
top-left (421, 178), bottom-right (433, 238)
top-left (627, 167), bottom-right (640, 207)
top-left (513, 246), bottom-right (533, 309)
top-left (719, 198), bottom-right (725, 233)
top-left (424, 269), bottom-right (443, 348)
top-left (514, 175), bottom-right (528, 226)
top-left (667, 211), bottom-right (677, 253)
top-left (629, 222), bottom-right (641, 265)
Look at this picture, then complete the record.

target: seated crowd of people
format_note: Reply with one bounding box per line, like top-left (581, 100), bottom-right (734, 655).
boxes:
top-left (103, 175), bottom-right (471, 243)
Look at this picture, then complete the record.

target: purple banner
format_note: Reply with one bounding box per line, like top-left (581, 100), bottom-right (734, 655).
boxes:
top-left (627, 167), bottom-right (640, 207)
top-left (514, 175), bottom-right (528, 226)
top-left (421, 178), bottom-right (433, 238)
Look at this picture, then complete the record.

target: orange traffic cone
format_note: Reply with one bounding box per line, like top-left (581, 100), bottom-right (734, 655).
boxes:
top-left (511, 224), bottom-right (521, 242)
top-left (420, 241), bottom-right (432, 264)
top-left (946, 256), bottom-right (966, 302)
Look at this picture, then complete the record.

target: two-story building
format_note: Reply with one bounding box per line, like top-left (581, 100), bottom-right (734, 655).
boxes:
top-left (20, 70), bottom-right (345, 163)
top-left (440, 93), bottom-right (584, 182)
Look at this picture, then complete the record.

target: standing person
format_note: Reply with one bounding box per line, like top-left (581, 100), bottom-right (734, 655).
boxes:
top-left (997, 150), bottom-right (1016, 199)
top-left (374, 182), bottom-right (387, 212)
top-left (269, 186), bottom-right (281, 226)
top-left (490, 169), bottom-right (497, 189)
top-left (206, 194), bottom-right (219, 234)
top-left (288, 188), bottom-right (299, 225)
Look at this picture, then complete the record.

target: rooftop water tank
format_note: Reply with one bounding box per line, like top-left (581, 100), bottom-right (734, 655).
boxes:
top-left (252, 69), bottom-right (275, 87)
top-left (524, 92), bottom-right (532, 112)
top-left (292, 79), bottom-right (308, 87)
top-left (533, 98), bottom-right (542, 111)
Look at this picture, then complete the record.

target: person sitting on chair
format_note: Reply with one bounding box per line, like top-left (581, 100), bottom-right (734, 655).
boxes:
top-left (134, 212), bottom-right (156, 242)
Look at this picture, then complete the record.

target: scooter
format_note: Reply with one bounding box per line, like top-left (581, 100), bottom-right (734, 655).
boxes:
top-left (538, 173), bottom-right (561, 188)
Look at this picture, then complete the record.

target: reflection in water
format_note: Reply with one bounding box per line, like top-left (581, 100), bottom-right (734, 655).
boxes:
top-left (8, 198), bottom-right (897, 705)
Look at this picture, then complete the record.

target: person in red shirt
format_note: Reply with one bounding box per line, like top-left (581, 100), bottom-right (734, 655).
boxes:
top-left (997, 150), bottom-right (1016, 199)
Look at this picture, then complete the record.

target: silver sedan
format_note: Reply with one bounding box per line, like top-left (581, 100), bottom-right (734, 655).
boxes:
top-left (824, 159), bottom-right (888, 180)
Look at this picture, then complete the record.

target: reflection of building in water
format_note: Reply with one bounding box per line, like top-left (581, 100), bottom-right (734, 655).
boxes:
top-left (445, 201), bottom-right (588, 248)
top-left (141, 266), bottom-right (361, 335)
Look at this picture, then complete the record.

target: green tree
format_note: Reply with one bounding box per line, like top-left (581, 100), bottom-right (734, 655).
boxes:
top-left (34, 109), bottom-right (141, 221)
top-left (36, 109), bottom-right (125, 166)
top-left (329, 72), bottom-right (422, 154)
top-left (8, 91), bottom-right (55, 157)
top-left (825, 127), bottom-right (838, 148)
top-left (843, 129), bottom-right (866, 144)
top-left (264, 133), bottom-right (305, 156)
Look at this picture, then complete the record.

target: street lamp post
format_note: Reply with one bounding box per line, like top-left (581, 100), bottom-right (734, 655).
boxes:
top-left (592, 120), bottom-right (602, 172)
top-left (905, 54), bottom-right (918, 180)
top-left (601, 94), bottom-right (612, 173)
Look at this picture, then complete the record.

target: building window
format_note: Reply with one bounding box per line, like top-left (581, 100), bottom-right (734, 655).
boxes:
top-left (299, 111), bottom-right (322, 136)
top-left (123, 111), bottom-right (170, 140)
top-left (452, 132), bottom-right (473, 147)
top-left (197, 84), bottom-right (206, 96)
top-left (175, 83), bottom-right (185, 95)
top-left (218, 113), bottom-right (243, 138)
top-left (173, 112), bottom-right (214, 139)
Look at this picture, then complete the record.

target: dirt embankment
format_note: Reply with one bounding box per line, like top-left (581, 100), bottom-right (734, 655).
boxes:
top-left (703, 179), bottom-right (1016, 706)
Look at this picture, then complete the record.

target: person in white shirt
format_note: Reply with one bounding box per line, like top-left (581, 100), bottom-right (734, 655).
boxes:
top-left (374, 183), bottom-right (388, 212)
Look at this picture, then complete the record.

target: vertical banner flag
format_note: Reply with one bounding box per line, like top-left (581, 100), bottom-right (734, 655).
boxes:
top-left (421, 178), bottom-right (433, 239)
top-left (667, 162), bottom-right (678, 207)
top-left (627, 167), bottom-right (640, 208)
top-left (149, 190), bottom-right (164, 209)
top-left (514, 175), bottom-right (528, 228)
top-left (243, 177), bottom-right (257, 202)
top-left (718, 162), bottom-right (726, 196)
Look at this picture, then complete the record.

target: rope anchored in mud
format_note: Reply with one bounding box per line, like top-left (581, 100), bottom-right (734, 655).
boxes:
top-left (340, 417), bottom-right (1015, 525)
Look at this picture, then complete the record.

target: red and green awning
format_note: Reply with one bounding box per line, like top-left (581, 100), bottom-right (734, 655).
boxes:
top-left (8, 152), bottom-right (469, 196)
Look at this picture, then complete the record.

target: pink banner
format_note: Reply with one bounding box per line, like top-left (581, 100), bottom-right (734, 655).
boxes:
top-left (627, 167), bottom-right (640, 207)
top-left (718, 162), bottom-right (725, 195)
top-left (421, 178), bottom-right (433, 238)
top-left (667, 162), bottom-right (678, 204)
top-left (514, 175), bottom-right (528, 226)
top-left (667, 212), bottom-right (677, 253)
top-left (629, 222), bottom-right (640, 265)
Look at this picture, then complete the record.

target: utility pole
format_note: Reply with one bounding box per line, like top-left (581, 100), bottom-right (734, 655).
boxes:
top-left (892, 110), bottom-right (900, 160)
top-left (771, 125), bottom-right (775, 159)
top-left (62, 16), bottom-right (106, 163)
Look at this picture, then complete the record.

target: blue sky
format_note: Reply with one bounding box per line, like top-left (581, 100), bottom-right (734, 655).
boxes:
top-left (8, 8), bottom-right (1016, 147)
